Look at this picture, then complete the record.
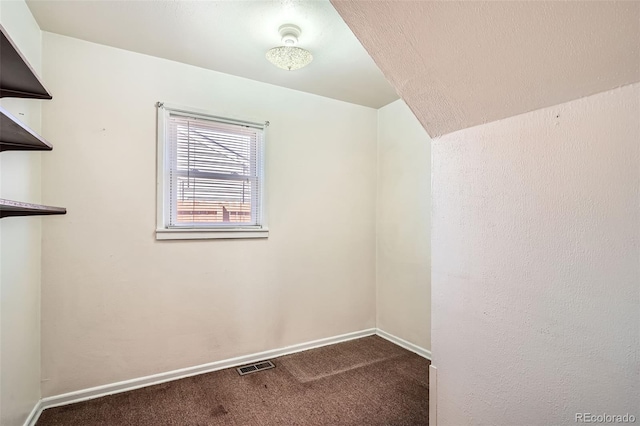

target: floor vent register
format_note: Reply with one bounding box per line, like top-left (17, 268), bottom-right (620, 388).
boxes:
top-left (236, 360), bottom-right (276, 376)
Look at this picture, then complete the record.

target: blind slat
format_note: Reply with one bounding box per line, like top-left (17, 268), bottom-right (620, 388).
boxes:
top-left (166, 112), bottom-right (264, 228)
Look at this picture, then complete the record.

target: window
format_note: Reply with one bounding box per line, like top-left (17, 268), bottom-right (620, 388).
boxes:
top-left (156, 103), bottom-right (267, 240)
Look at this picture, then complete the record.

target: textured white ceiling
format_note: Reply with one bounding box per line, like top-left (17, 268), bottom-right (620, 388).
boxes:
top-left (332, 1), bottom-right (640, 136)
top-left (26, 0), bottom-right (398, 109)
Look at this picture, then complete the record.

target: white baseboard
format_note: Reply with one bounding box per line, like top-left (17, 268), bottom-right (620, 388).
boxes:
top-left (23, 400), bottom-right (43, 426)
top-left (33, 328), bottom-right (376, 420)
top-left (429, 365), bottom-right (438, 426)
top-left (375, 328), bottom-right (432, 360)
top-left (27, 326), bottom-right (429, 424)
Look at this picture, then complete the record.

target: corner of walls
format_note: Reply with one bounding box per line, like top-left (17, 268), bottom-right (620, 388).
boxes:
top-left (375, 104), bottom-right (382, 330)
top-left (375, 99), bottom-right (432, 352)
top-left (0, 1), bottom-right (44, 426)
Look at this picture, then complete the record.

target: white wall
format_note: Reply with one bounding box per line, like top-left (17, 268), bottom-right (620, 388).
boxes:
top-left (376, 100), bottom-right (431, 350)
top-left (432, 84), bottom-right (639, 425)
top-left (0, 1), bottom-right (43, 425)
top-left (40, 33), bottom-right (377, 396)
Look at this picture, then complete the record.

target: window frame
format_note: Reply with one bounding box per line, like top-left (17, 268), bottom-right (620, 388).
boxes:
top-left (155, 102), bottom-right (268, 240)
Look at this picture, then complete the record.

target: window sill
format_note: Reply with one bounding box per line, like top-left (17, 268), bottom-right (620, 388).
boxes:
top-left (156, 228), bottom-right (269, 240)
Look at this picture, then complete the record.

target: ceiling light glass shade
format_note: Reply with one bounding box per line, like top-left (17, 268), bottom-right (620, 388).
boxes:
top-left (266, 46), bottom-right (313, 71)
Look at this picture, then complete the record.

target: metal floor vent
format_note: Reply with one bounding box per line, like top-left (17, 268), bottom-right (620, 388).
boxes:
top-left (236, 360), bottom-right (275, 376)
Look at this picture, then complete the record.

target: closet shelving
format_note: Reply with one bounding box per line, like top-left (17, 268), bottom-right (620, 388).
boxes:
top-left (0, 22), bottom-right (51, 99)
top-left (0, 199), bottom-right (66, 218)
top-left (0, 105), bottom-right (53, 151)
top-left (0, 23), bottom-right (66, 218)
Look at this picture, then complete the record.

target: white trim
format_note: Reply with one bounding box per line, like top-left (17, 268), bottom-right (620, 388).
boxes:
top-left (429, 365), bottom-right (438, 426)
top-left (156, 103), bottom-right (167, 234)
top-left (29, 328), bottom-right (429, 418)
top-left (156, 227), bottom-right (269, 240)
top-left (158, 102), bottom-right (267, 130)
top-left (375, 329), bottom-right (432, 360)
top-left (23, 399), bottom-right (43, 426)
top-left (37, 328), bottom-right (376, 412)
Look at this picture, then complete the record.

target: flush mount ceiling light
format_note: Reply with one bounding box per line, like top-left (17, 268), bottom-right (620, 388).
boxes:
top-left (266, 24), bottom-right (313, 71)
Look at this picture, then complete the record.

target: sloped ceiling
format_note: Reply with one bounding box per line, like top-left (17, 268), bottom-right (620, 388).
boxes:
top-left (27, 0), bottom-right (399, 108)
top-left (332, 1), bottom-right (640, 137)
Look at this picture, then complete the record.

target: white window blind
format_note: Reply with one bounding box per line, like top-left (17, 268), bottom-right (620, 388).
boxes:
top-left (164, 111), bottom-right (264, 229)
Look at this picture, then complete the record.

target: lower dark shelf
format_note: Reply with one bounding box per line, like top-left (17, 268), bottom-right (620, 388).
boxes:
top-left (0, 198), bottom-right (66, 218)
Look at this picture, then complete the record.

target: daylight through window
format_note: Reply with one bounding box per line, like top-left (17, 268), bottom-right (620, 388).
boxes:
top-left (159, 106), bottom-right (265, 232)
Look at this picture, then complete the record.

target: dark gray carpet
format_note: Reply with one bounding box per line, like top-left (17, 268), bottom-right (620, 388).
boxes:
top-left (37, 335), bottom-right (429, 425)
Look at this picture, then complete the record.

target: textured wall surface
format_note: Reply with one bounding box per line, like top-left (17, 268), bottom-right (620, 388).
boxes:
top-left (332, 1), bottom-right (640, 137)
top-left (0, 1), bottom-right (43, 425)
top-left (376, 100), bottom-right (431, 350)
top-left (432, 84), bottom-right (639, 425)
top-left (40, 33), bottom-right (377, 396)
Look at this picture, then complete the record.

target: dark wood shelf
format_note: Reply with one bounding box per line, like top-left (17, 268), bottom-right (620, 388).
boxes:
top-left (0, 106), bottom-right (53, 152)
top-left (0, 199), bottom-right (66, 218)
top-left (0, 23), bottom-right (52, 100)
top-left (0, 25), bottom-right (66, 219)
